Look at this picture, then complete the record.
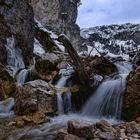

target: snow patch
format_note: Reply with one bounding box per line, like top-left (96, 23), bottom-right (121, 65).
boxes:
top-left (34, 38), bottom-right (45, 56)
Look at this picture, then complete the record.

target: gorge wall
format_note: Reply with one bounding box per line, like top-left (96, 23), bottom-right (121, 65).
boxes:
top-left (0, 0), bottom-right (34, 65)
top-left (30, 0), bottom-right (82, 50)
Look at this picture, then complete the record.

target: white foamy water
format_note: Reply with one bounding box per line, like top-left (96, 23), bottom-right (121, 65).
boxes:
top-left (56, 75), bottom-right (70, 114)
top-left (81, 61), bottom-right (132, 119)
top-left (0, 98), bottom-right (15, 118)
top-left (5, 36), bottom-right (25, 76)
top-left (55, 67), bottom-right (74, 114)
top-left (17, 69), bottom-right (29, 84)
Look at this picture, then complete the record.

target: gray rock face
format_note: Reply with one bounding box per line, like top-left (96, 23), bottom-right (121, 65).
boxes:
top-left (0, 0), bottom-right (34, 65)
top-left (30, 0), bottom-right (82, 50)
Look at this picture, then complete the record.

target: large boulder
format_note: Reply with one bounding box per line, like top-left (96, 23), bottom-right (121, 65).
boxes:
top-left (0, 0), bottom-right (34, 65)
top-left (35, 59), bottom-right (59, 81)
top-left (14, 80), bottom-right (56, 116)
top-left (123, 66), bottom-right (140, 120)
top-left (83, 56), bottom-right (117, 76)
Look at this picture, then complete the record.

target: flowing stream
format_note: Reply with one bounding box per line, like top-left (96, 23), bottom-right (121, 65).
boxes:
top-left (31, 61), bottom-right (131, 138)
top-left (54, 61), bottom-right (132, 120)
top-left (81, 61), bottom-right (132, 119)
top-left (55, 67), bottom-right (74, 114)
top-left (17, 69), bottom-right (29, 84)
top-left (5, 36), bottom-right (25, 76)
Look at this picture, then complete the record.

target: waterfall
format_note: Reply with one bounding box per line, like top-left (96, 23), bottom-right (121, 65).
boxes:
top-left (56, 75), bottom-right (71, 114)
top-left (5, 36), bottom-right (25, 76)
top-left (82, 61), bottom-right (132, 119)
top-left (17, 69), bottom-right (29, 84)
top-left (55, 67), bottom-right (74, 114)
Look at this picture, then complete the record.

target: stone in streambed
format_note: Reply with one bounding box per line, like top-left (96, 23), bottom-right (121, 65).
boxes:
top-left (14, 80), bottom-right (55, 117)
top-left (97, 132), bottom-right (116, 140)
top-left (67, 120), bottom-right (95, 139)
top-left (64, 134), bottom-right (83, 140)
top-left (96, 120), bottom-right (116, 133)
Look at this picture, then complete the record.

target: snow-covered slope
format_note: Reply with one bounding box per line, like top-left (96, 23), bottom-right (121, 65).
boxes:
top-left (81, 23), bottom-right (140, 60)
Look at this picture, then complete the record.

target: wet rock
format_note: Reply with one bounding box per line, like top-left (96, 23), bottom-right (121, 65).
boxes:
top-left (125, 121), bottom-right (140, 134)
top-left (123, 66), bottom-right (140, 120)
top-left (0, 0), bottom-right (34, 65)
top-left (57, 129), bottom-right (68, 140)
top-left (97, 132), bottom-right (117, 140)
top-left (63, 134), bottom-right (82, 140)
top-left (35, 59), bottom-right (59, 81)
top-left (67, 120), bottom-right (95, 139)
top-left (96, 120), bottom-right (116, 133)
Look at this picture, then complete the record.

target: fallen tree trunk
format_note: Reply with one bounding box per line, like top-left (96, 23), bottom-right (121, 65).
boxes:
top-left (58, 34), bottom-right (91, 86)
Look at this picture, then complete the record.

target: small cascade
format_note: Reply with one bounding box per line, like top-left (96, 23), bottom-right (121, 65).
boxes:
top-left (5, 36), bottom-right (25, 76)
top-left (55, 67), bottom-right (74, 114)
top-left (56, 75), bottom-right (70, 114)
top-left (17, 69), bottom-right (29, 84)
top-left (0, 98), bottom-right (14, 118)
top-left (82, 61), bottom-right (132, 119)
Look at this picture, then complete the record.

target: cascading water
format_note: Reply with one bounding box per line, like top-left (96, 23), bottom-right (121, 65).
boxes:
top-left (55, 67), bottom-right (74, 114)
top-left (56, 76), bottom-right (70, 114)
top-left (16, 38), bottom-right (44, 85)
top-left (82, 61), bottom-right (132, 119)
top-left (5, 36), bottom-right (25, 76)
top-left (17, 69), bottom-right (29, 84)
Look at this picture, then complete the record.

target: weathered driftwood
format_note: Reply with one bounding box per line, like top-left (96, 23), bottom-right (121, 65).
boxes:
top-left (58, 34), bottom-right (90, 86)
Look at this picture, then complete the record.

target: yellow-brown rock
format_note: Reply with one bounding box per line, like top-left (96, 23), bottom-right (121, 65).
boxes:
top-left (0, 66), bottom-right (16, 100)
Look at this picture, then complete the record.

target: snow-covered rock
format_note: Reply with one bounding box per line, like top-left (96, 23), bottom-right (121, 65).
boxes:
top-left (81, 23), bottom-right (140, 60)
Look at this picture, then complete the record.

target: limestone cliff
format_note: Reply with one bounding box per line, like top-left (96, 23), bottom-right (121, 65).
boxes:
top-left (30, 0), bottom-right (82, 50)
